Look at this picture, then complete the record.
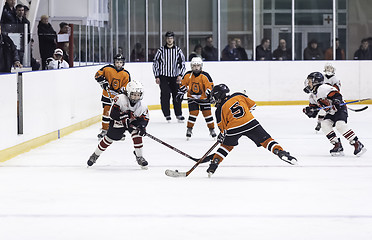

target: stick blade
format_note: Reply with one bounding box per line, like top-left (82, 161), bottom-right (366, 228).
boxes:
top-left (354, 106), bottom-right (368, 112)
top-left (165, 169), bottom-right (187, 178)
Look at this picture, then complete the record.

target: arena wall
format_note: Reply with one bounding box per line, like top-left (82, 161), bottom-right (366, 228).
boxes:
top-left (1, 61), bottom-right (371, 161)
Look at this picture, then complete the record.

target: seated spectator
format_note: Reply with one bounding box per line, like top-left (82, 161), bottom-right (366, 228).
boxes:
top-left (234, 38), bottom-right (248, 60)
top-left (47, 48), bottom-right (69, 69)
top-left (256, 38), bottom-right (272, 60)
top-left (1, 0), bottom-right (17, 24)
top-left (324, 38), bottom-right (345, 60)
top-left (56, 22), bottom-right (70, 65)
top-left (221, 39), bottom-right (240, 61)
top-left (0, 24), bottom-right (22, 73)
top-left (354, 38), bottom-right (372, 60)
top-left (303, 39), bottom-right (323, 60)
top-left (202, 36), bottom-right (218, 61)
top-left (273, 39), bottom-right (292, 60)
top-left (188, 44), bottom-right (203, 61)
top-left (130, 42), bottom-right (145, 62)
top-left (38, 15), bottom-right (57, 70)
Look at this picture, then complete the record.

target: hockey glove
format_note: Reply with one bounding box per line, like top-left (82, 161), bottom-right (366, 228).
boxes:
top-left (205, 88), bottom-right (212, 101)
top-left (217, 132), bottom-right (226, 143)
top-left (332, 98), bottom-right (342, 110)
top-left (137, 125), bottom-right (147, 136)
top-left (176, 91), bottom-right (184, 103)
top-left (303, 106), bottom-right (319, 118)
top-left (100, 80), bottom-right (110, 91)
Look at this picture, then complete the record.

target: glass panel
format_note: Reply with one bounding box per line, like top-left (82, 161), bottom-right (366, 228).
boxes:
top-left (117, 0), bottom-right (129, 60)
top-left (295, 0), bottom-right (332, 10)
top-left (81, 25), bottom-right (87, 64)
top-left (163, 0), bottom-right (186, 54)
top-left (338, 0), bottom-right (346, 10)
top-left (189, 0), bottom-right (216, 61)
top-left (275, 0), bottom-right (291, 10)
top-left (264, 13), bottom-right (272, 25)
top-left (275, 13), bottom-right (291, 25)
top-left (94, 26), bottom-right (99, 63)
top-left (263, 0), bottom-right (271, 10)
top-left (148, 0), bottom-right (160, 62)
top-left (221, 0), bottom-right (252, 61)
top-left (73, 24), bottom-right (80, 65)
top-left (130, 0), bottom-right (146, 62)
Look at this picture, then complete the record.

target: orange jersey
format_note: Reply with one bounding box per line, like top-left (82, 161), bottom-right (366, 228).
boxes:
top-left (181, 71), bottom-right (213, 100)
top-left (215, 93), bottom-right (257, 134)
top-left (95, 65), bottom-right (131, 98)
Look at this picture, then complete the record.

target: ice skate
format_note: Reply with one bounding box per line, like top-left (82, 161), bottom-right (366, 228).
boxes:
top-left (330, 138), bottom-right (344, 156)
top-left (315, 122), bottom-right (321, 132)
top-left (165, 116), bottom-right (171, 123)
top-left (206, 158), bottom-right (219, 178)
top-left (120, 133), bottom-right (126, 141)
top-left (351, 138), bottom-right (367, 157)
top-left (133, 151), bottom-right (148, 170)
top-left (87, 153), bottom-right (99, 167)
top-left (274, 149), bottom-right (298, 165)
top-left (186, 127), bottom-right (193, 140)
top-left (97, 129), bottom-right (107, 140)
top-left (176, 115), bottom-right (185, 123)
top-left (209, 128), bottom-right (217, 139)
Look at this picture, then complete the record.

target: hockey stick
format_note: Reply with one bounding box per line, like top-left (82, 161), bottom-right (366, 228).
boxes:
top-left (316, 98), bottom-right (371, 111)
top-left (144, 132), bottom-right (199, 161)
top-left (165, 141), bottom-right (219, 178)
top-left (347, 106), bottom-right (369, 112)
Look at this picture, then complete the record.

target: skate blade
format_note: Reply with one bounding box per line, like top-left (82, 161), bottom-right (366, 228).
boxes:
top-left (140, 165), bottom-right (148, 170)
top-left (208, 172), bottom-right (214, 178)
top-left (186, 137), bottom-right (191, 141)
top-left (356, 148), bottom-right (367, 157)
top-left (331, 152), bottom-right (344, 157)
top-left (177, 120), bottom-right (184, 123)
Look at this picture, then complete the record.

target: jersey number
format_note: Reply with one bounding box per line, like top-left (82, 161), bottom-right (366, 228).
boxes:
top-left (229, 102), bottom-right (245, 118)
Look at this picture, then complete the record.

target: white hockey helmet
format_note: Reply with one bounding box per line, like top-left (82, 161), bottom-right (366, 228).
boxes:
top-left (324, 63), bottom-right (335, 76)
top-left (126, 80), bottom-right (144, 103)
top-left (190, 56), bottom-right (203, 73)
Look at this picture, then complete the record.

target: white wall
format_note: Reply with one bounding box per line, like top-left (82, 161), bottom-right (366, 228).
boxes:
top-left (1, 61), bottom-right (372, 151)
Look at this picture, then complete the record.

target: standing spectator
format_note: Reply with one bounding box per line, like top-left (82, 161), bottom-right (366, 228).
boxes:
top-left (130, 42), bottom-right (145, 62)
top-left (188, 44), bottom-right (203, 61)
top-left (202, 36), bottom-right (218, 61)
top-left (234, 38), bottom-right (248, 60)
top-left (56, 22), bottom-right (70, 65)
top-left (303, 39), bottom-right (323, 60)
top-left (256, 38), bottom-right (272, 60)
top-left (0, 24), bottom-right (22, 73)
top-left (221, 39), bottom-right (240, 61)
top-left (15, 4), bottom-right (30, 64)
top-left (353, 38), bottom-right (372, 60)
top-left (273, 39), bottom-right (292, 60)
top-left (37, 15), bottom-right (57, 69)
top-left (47, 48), bottom-right (69, 69)
top-left (153, 31), bottom-right (186, 123)
top-left (324, 38), bottom-right (345, 60)
top-left (23, 5), bottom-right (29, 18)
top-left (1, 0), bottom-right (17, 24)
top-left (30, 38), bottom-right (40, 71)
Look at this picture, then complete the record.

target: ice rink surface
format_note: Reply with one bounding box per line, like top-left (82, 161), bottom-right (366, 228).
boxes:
top-left (1, 105), bottom-right (372, 240)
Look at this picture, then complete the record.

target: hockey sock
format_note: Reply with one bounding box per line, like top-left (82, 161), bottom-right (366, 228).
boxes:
top-left (325, 131), bottom-right (338, 144)
top-left (131, 131), bottom-right (143, 154)
top-left (212, 144), bottom-right (234, 164)
top-left (102, 105), bottom-right (111, 130)
top-left (202, 109), bottom-right (214, 129)
top-left (334, 121), bottom-right (357, 143)
top-left (96, 135), bottom-right (113, 155)
top-left (260, 138), bottom-right (283, 153)
top-left (187, 110), bottom-right (199, 128)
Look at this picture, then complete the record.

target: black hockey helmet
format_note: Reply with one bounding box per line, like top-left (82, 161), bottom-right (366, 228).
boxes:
top-left (165, 31), bottom-right (174, 38)
top-left (113, 54), bottom-right (125, 70)
top-left (305, 71), bottom-right (324, 93)
top-left (210, 84), bottom-right (230, 105)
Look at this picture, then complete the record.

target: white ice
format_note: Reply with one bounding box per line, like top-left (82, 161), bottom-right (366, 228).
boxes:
top-left (1, 106), bottom-right (372, 240)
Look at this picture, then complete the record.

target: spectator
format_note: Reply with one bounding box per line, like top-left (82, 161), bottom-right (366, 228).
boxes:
top-left (0, 24), bottom-right (22, 73)
top-left (256, 38), bottom-right (272, 60)
top-left (273, 39), bottom-right (292, 60)
top-left (234, 38), bottom-right (248, 60)
top-left (23, 5), bottom-right (29, 18)
top-left (47, 48), bottom-right (69, 69)
top-left (202, 36), bottom-right (218, 61)
top-left (37, 15), bottom-right (57, 69)
top-left (14, 4), bottom-right (30, 64)
top-left (56, 22), bottom-right (70, 65)
top-left (130, 42), bottom-right (145, 62)
top-left (221, 39), bottom-right (240, 61)
top-left (153, 31), bottom-right (186, 123)
top-left (324, 38), bottom-right (345, 60)
top-left (30, 38), bottom-right (40, 71)
top-left (188, 44), bottom-right (203, 61)
top-left (303, 39), bottom-right (323, 60)
top-left (353, 38), bottom-right (372, 60)
top-left (1, 0), bottom-right (17, 24)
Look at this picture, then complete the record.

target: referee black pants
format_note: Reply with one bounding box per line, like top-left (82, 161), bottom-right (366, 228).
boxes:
top-left (159, 76), bottom-right (182, 117)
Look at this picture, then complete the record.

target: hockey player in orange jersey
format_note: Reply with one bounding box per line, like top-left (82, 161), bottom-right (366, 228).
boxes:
top-left (95, 54), bottom-right (131, 140)
top-left (205, 84), bottom-right (297, 177)
top-left (176, 57), bottom-right (217, 140)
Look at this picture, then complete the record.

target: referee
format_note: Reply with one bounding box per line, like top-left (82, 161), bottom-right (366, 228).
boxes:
top-left (153, 31), bottom-right (186, 123)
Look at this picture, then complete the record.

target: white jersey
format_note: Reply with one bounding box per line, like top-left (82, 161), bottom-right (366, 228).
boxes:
top-left (324, 74), bottom-right (341, 91)
top-left (309, 84), bottom-right (340, 115)
top-left (111, 93), bottom-right (149, 119)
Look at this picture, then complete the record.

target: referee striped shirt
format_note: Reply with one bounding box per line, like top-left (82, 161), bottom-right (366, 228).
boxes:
top-left (153, 45), bottom-right (186, 78)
